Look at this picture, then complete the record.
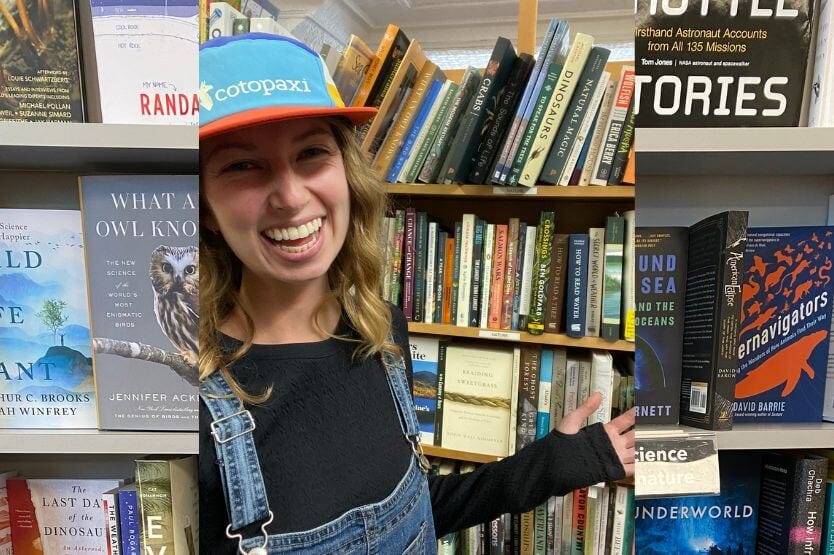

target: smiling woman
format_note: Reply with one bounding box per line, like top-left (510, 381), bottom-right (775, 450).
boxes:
top-left (198, 32), bottom-right (634, 555)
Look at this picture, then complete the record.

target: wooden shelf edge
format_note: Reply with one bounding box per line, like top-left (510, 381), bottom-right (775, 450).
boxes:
top-left (0, 430), bottom-right (199, 455)
top-left (385, 183), bottom-right (634, 200)
top-left (408, 322), bottom-right (635, 352)
top-left (422, 444), bottom-right (501, 464)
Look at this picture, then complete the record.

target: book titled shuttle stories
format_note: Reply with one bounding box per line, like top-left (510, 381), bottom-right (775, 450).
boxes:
top-left (80, 176), bottom-right (198, 431)
top-left (0, 209), bottom-right (97, 428)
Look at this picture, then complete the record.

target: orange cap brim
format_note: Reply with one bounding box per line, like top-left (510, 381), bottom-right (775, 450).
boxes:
top-left (200, 105), bottom-right (378, 139)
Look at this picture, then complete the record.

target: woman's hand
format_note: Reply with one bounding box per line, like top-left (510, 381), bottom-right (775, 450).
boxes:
top-left (557, 392), bottom-right (636, 478)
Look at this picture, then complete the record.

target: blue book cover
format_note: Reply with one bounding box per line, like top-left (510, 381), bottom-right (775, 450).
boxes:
top-left (636, 451), bottom-right (761, 554)
top-left (118, 485), bottom-right (141, 555)
top-left (536, 348), bottom-right (553, 438)
top-left (410, 335), bottom-right (441, 444)
top-left (388, 79), bottom-right (443, 182)
top-left (734, 226), bottom-right (834, 422)
top-left (567, 234), bottom-right (590, 338)
top-left (0, 209), bottom-right (97, 428)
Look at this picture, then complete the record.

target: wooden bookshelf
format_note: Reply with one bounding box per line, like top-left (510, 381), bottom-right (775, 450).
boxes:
top-left (422, 444), bottom-right (501, 464)
top-left (0, 430), bottom-right (198, 454)
top-left (408, 322), bottom-right (635, 352)
top-left (386, 183), bottom-right (635, 200)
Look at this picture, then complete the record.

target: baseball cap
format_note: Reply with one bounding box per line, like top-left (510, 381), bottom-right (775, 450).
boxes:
top-left (199, 33), bottom-right (377, 139)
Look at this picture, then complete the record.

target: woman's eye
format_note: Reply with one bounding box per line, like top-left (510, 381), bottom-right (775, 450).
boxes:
top-left (221, 160), bottom-right (258, 173)
top-left (298, 147), bottom-right (328, 161)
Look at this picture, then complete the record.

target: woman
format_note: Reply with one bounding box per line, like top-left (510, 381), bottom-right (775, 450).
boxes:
top-left (199, 33), bottom-right (635, 554)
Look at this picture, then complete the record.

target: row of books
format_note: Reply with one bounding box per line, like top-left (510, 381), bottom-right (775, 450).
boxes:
top-left (635, 0), bottom-right (833, 127)
top-left (636, 450), bottom-right (834, 554)
top-left (204, 0), bottom-right (284, 42)
top-left (330, 20), bottom-right (637, 186)
top-left (385, 209), bottom-right (636, 341)
top-left (0, 455), bottom-right (197, 555)
top-left (433, 458), bottom-right (635, 555)
top-left (0, 176), bottom-right (199, 431)
top-left (1, 0), bottom-right (198, 124)
top-left (635, 211), bottom-right (834, 429)
top-left (410, 335), bottom-right (634, 458)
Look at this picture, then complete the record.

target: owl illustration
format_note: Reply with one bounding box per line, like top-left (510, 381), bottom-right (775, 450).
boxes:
top-left (150, 245), bottom-right (199, 365)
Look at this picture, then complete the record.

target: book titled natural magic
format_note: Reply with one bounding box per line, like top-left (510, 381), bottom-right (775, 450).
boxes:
top-left (0, 209), bottom-right (97, 428)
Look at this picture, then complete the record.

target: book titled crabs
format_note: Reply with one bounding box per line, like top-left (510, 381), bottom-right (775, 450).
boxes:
top-left (734, 226), bottom-right (834, 422)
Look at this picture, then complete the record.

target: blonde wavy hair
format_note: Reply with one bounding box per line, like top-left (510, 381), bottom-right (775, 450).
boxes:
top-left (199, 117), bottom-right (401, 403)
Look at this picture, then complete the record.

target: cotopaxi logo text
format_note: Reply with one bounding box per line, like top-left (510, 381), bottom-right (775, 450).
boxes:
top-left (199, 78), bottom-right (313, 111)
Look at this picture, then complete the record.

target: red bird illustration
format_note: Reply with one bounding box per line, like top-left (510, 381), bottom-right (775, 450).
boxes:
top-left (788, 259), bottom-right (811, 287)
top-left (774, 250), bottom-right (793, 266)
top-left (752, 255), bottom-right (770, 277)
top-left (735, 330), bottom-right (827, 398)
top-left (743, 274), bottom-right (760, 299)
top-left (739, 307), bottom-right (778, 337)
top-left (765, 266), bottom-right (787, 291)
top-left (792, 280), bottom-right (813, 303)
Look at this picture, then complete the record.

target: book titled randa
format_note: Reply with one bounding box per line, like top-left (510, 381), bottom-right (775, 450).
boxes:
top-left (635, 0), bottom-right (814, 126)
top-left (734, 227), bottom-right (834, 422)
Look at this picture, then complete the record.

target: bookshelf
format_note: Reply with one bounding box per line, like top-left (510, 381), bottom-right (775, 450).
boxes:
top-left (386, 183), bottom-right (635, 200)
top-left (0, 430), bottom-right (198, 455)
top-left (640, 423), bottom-right (834, 451)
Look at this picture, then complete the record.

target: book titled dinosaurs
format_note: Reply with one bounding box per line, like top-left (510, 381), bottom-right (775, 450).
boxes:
top-left (79, 176), bottom-right (199, 431)
top-left (734, 227), bottom-right (834, 422)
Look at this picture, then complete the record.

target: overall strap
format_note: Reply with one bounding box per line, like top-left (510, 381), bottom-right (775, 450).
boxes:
top-left (380, 335), bottom-right (430, 473)
top-left (200, 371), bottom-right (272, 532)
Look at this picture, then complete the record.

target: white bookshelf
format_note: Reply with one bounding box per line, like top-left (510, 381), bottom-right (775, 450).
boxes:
top-left (0, 122), bottom-right (197, 173)
top-left (636, 127), bottom-right (834, 176)
top-left (639, 423), bottom-right (834, 451)
top-left (0, 430), bottom-right (198, 455)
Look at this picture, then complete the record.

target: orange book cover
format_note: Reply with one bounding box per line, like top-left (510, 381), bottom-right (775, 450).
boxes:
top-left (571, 487), bottom-right (589, 552)
top-left (442, 237), bottom-right (455, 325)
top-left (351, 24), bottom-right (399, 107)
top-left (489, 224), bottom-right (509, 329)
top-left (622, 143), bottom-right (635, 185)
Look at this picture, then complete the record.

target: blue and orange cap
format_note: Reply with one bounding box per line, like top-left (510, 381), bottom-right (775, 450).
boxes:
top-left (199, 33), bottom-right (377, 139)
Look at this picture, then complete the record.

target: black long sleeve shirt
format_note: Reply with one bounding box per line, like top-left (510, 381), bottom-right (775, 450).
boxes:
top-left (199, 305), bottom-right (625, 552)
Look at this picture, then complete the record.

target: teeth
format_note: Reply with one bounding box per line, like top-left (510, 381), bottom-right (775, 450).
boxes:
top-left (275, 231), bottom-right (318, 253)
top-left (264, 217), bottom-right (322, 242)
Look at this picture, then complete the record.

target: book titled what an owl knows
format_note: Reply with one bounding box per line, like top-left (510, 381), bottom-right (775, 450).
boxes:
top-left (80, 176), bottom-right (198, 431)
top-left (0, 209), bottom-right (97, 428)
top-left (734, 227), bottom-right (834, 423)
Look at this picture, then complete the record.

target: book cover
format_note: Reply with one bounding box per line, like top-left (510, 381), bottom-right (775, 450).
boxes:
top-left (635, 452), bottom-right (761, 554)
top-left (602, 216), bottom-right (626, 341)
top-left (734, 226), bottom-right (834, 422)
top-left (91, 0), bottom-right (199, 124)
top-left (332, 34), bottom-right (375, 106)
top-left (0, 209), bottom-right (97, 428)
top-left (470, 218), bottom-right (485, 328)
top-left (135, 455), bottom-right (198, 555)
top-left (567, 234), bottom-right (590, 338)
top-left (479, 224), bottom-right (495, 330)
top-left (400, 80), bottom-right (454, 183)
top-left (489, 224), bottom-right (508, 329)
top-left (558, 70), bottom-right (611, 186)
top-left (635, 0), bottom-right (814, 126)
top-left (809, 0), bottom-right (834, 127)
top-left (679, 211), bottom-right (748, 431)
top-left (527, 212), bottom-right (555, 335)
top-left (585, 227), bottom-right (605, 338)
top-left (545, 234), bottom-right (570, 334)
top-left (410, 335), bottom-right (441, 445)
top-left (388, 79), bottom-right (444, 183)
top-left (118, 484), bottom-right (141, 555)
top-left (518, 225), bottom-right (538, 331)
top-left (7, 478), bottom-right (121, 554)
top-left (0, 0), bottom-right (84, 121)
top-left (501, 218), bottom-right (520, 330)
top-left (412, 211), bottom-right (428, 322)
top-left (440, 344), bottom-right (515, 457)
top-left (365, 26), bottom-right (410, 109)
top-left (80, 176), bottom-right (199, 431)
top-left (511, 222), bottom-right (526, 331)
top-left (0, 471), bottom-right (17, 555)
top-left (351, 24), bottom-right (407, 107)
top-left (635, 227), bottom-right (687, 425)
top-left (590, 66), bottom-right (635, 186)
top-left (580, 79), bottom-right (617, 186)
top-left (402, 207), bottom-right (416, 321)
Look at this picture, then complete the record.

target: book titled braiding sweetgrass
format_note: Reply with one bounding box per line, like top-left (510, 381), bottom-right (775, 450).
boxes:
top-left (80, 176), bottom-right (199, 431)
top-left (635, 0), bottom-right (814, 126)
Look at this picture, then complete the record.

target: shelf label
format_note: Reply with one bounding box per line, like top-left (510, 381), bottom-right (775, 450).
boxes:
top-left (478, 330), bottom-right (521, 341)
top-left (635, 433), bottom-right (719, 499)
top-left (492, 186), bottom-right (538, 195)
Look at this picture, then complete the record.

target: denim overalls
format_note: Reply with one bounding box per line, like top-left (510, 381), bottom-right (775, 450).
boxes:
top-left (201, 340), bottom-right (437, 554)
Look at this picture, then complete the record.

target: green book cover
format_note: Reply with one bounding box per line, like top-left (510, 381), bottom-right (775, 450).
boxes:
top-left (136, 459), bottom-right (175, 554)
top-left (527, 211), bottom-right (556, 335)
top-left (404, 81), bottom-right (458, 183)
top-left (601, 216), bottom-right (625, 341)
top-left (391, 210), bottom-right (406, 305)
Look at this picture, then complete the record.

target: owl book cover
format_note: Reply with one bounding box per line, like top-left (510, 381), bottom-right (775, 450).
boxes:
top-left (79, 176), bottom-right (199, 431)
top-left (734, 226), bottom-right (834, 423)
top-left (0, 208), bottom-right (97, 428)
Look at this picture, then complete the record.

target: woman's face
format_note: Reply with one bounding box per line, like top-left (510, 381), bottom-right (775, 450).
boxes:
top-left (201, 118), bottom-right (350, 288)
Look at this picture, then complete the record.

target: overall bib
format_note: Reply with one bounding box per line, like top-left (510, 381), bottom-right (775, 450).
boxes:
top-left (201, 342), bottom-right (438, 554)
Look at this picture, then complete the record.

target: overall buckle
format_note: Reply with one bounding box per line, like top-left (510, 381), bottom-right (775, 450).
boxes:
top-left (226, 510), bottom-right (274, 555)
top-left (210, 410), bottom-right (256, 444)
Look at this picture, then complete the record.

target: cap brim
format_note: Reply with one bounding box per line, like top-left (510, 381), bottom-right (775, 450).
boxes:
top-left (200, 105), bottom-right (378, 139)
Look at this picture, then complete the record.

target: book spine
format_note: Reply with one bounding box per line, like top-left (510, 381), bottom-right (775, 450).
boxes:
top-left (540, 47), bottom-right (611, 185)
top-left (508, 346), bottom-right (522, 455)
top-left (506, 63), bottom-right (562, 186)
top-left (561, 489), bottom-right (574, 553)
top-left (136, 461), bottom-right (174, 553)
top-left (601, 217), bottom-right (625, 341)
top-left (433, 341), bottom-right (448, 446)
top-left (370, 56), bottom-right (403, 110)
top-left (596, 486), bottom-right (611, 555)
top-left (391, 210), bottom-right (406, 306)
top-left (610, 485), bottom-right (629, 555)
top-left (623, 210), bottom-right (636, 341)
top-left (789, 457), bottom-right (828, 555)
top-left (571, 488), bottom-right (589, 553)
top-left (549, 348), bottom-right (567, 431)
top-left (480, 224), bottom-right (496, 329)
top-left (352, 24), bottom-right (398, 107)
top-left (424, 222), bottom-right (438, 323)
top-left (104, 493), bottom-right (121, 555)
top-left (366, 29), bottom-right (409, 108)
top-left (559, 71), bottom-right (610, 186)
top-left (492, 18), bottom-right (560, 183)
top-left (419, 69), bottom-right (479, 183)
top-left (585, 227), bottom-right (605, 338)
top-left (457, 214), bottom-right (476, 326)
top-left (469, 53), bottom-right (535, 184)
top-left (567, 234), bottom-right (590, 338)
top-left (519, 34), bottom-right (595, 187)
top-left (442, 236), bottom-right (455, 324)
top-left (403, 208), bottom-right (417, 321)
top-left (490, 225), bottom-right (509, 329)
top-left (528, 212), bottom-right (556, 334)
top-left (589, 352), bottom-right (614, 426)
top-left (536, 349), bottom-right (554, 439)
top-left (502, 218), bottom-right (521, 330)
top-left (823, 480), bottom-right (834, 553)
top-left (405, 81), bottom-right (457, 183)
top-left (382, 217), bottom-right (394, 302)
top-left (413, 212), bottom-right (428, 322)
top-left (590, 67), bottom-right (635, 186)
top-left (470, 219), bottom-right (486, 327)
top-left (578, 355), bottom-right (592, 425)
top-left (518, 346), bottom-right (541, 451)
top-left (451, 221), bottom-right (463, 325)
top-left (809, 0), bottom-right (834, 127)
top-left (519, 225), bottom-right (538, 331)
top-left (390, 79), bottom-right (444, 182)
top-left (119, 489), bottom-right (141, 555)
top-left (533, 503), bottom-right (547, 555)
top-left (580, 80), bottom-right (617, 186)
top-left (548, 496), bottom-right (564, 555)
top-left (441, 38), bottom-right (517, 183)
top-left (622, 487), bottom-right (635, 555)
top-left (545, 234), bottom-right (570, 333)
top-left (433, 231), bottom-right (448, 324)
top-left (512, 223), bottom-right (528, 330)
top-left (607, 100), bottom-right (635, 185)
